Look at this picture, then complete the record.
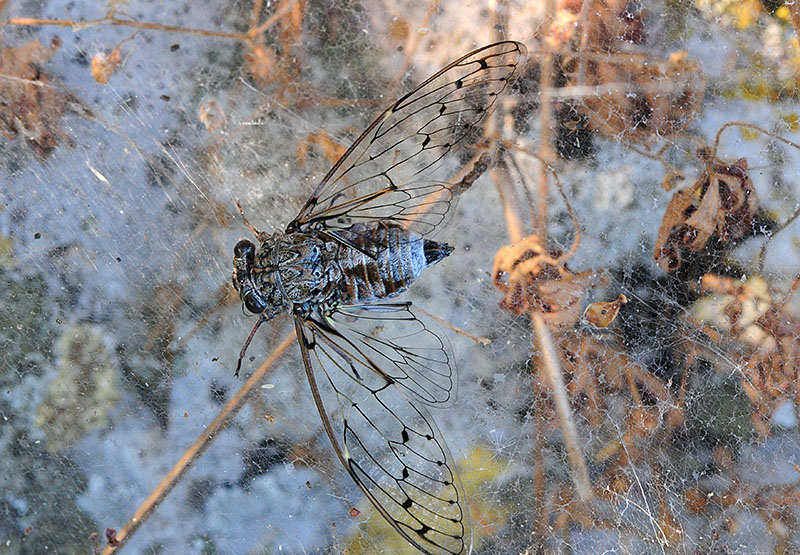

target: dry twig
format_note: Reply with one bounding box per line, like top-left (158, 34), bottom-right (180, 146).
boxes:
top-left (101, 331), bottom-right (296, 554)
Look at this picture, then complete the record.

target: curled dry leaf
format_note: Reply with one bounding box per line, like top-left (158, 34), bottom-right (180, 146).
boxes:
top-left (91, 47), bottom-right (122, 84)
top-left (690, 274), bottom-right (800, 436)
top-left (0, 37), bottom-right (72, 157)
top-left (583, 293), bottom-right (627, 328)
top-left (654, 157), bottom-right (759, 272)
top-left (492, 234), bottom-right (593, 330)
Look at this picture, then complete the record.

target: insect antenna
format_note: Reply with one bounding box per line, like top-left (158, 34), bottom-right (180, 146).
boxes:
top-left (235, 199), bottom-right (270, 242)
top-left (234, 315), bottom-right (267, 377)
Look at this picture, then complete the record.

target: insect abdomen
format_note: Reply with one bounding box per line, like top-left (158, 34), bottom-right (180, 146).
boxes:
top-left (336, 224), bottom-right (452, 304)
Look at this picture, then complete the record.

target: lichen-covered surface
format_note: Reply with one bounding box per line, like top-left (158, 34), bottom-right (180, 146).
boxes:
top-left (2, 0), bottom-right (800, 553)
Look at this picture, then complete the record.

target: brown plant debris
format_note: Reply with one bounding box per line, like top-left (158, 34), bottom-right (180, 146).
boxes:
top-left (558, 333), bottom-right (682, 433)
top-left (492, 234), bottom-right (593, 330)
top-left (244, 43), bottom-right (288, 89)
top-left (654, 157), bottom-right (759, 272)
top-left (566, 51), bottom-right (705, 144)
top-left (296, 131), bottom-right (348, 168)
top-left (690, 274), bottom-right (800, 436)
top-left (198, 98), bottom-right (227, 132)
top-left (548, 0), bottom-right (645, 53)
top-left (0, 37), bottom-right (76, 157)
top-left (550, 1), bottom-right (705, 144)
top-left (91, 47), bottom-right (122, 84)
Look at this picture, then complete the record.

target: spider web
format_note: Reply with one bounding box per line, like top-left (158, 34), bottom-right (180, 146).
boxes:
top-left (2, 1), bottom-right (800, 554)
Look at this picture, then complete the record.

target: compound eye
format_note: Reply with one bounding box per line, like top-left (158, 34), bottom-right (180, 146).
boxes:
top-left (243, 292), bottom-right (267, 314)
top-left (234, 240), bottom-right (255, 263)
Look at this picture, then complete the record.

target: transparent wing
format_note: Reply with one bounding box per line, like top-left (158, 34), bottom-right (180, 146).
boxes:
top-left (293, 305), bottom-right (466, 555)
top-left (288, 41), bottom-right (526, 237)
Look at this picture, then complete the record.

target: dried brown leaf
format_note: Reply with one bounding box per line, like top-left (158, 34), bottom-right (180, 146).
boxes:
top-left (654, 157), bottom-right (759, 272)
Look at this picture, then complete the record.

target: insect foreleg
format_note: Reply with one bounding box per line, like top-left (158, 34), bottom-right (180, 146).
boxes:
top-left (234, 315), bottom-right (267, 377)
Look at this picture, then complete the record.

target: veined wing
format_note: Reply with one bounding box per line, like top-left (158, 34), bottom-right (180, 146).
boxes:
top-left (288, 41), bottom-right (526, 237)
top-left (310, 303), bottom-right (454, 404)
top-left (294, 305), bottom-right (466, 555)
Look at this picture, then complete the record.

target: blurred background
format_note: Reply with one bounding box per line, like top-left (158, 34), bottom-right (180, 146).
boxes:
top-left (2, 0), bottom-right (800, 553)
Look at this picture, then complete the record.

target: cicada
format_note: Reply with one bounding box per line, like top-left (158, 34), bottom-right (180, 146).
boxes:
top-left (231, 41), bottom-right (526, 554)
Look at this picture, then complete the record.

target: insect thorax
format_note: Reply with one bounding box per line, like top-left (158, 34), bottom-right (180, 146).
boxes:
top-left (250, 232), bottom-right (341, 314)
top-left (247, 223), bottom-right (452, 315)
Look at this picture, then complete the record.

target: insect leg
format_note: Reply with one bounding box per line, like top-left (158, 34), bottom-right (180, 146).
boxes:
top-left (234, 315), bottom-right (267, 377)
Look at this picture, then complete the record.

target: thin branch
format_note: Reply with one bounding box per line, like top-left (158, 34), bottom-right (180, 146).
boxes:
top-left (415, 306), bottom-right (491, 346)
top-left (775, 273), bottom-right (800, 314)
top-left (250, 0), bottom-right (265, 30)
top-left (404, 149), bottom-right (493, 231)
top-left (576, 0), bottom-right (594, 88)
top-left (101, 331), bottom-right (296, 554)
top-left (247, 1), bottom-right (296, 40)
top-left (545, 79), bottom-right (702, 101)
top-left (511, 148), bottom-right (582, 264)
top-left (532, 313), bottom-right (594, 501)
top-left (492, 158), bottom-right (525, 244)
top-left (536, 48), bottom-right (555, 240)
top-left (757, 200), bottom-right (800, 274)
top-left (548, 164), bottom-right (581, 263)
top-left (6, 16), bottom-right (249, 40)
top-left (497, 136), bottom-right (593, 507)
top-left (390, 0), bottom-right (439, 87)
top-left (5, 4), bottom-right (294, 43)
top-left (710, 121), bottom-right (800, 162)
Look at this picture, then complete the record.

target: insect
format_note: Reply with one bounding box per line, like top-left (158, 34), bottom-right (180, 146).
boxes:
top-left (231, 41), bottom-right (526, 554)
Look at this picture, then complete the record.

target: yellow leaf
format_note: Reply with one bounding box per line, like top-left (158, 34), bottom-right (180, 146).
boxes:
top-left (740, 127), bottom-right (760, 140)
top-left (781, 113), bottom-right (799, 132)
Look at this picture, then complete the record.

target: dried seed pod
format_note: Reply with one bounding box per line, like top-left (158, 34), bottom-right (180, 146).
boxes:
top-left (583, 294), bottom-right (627, 328)
top-left (654, 158), bottom-right (758, 272)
